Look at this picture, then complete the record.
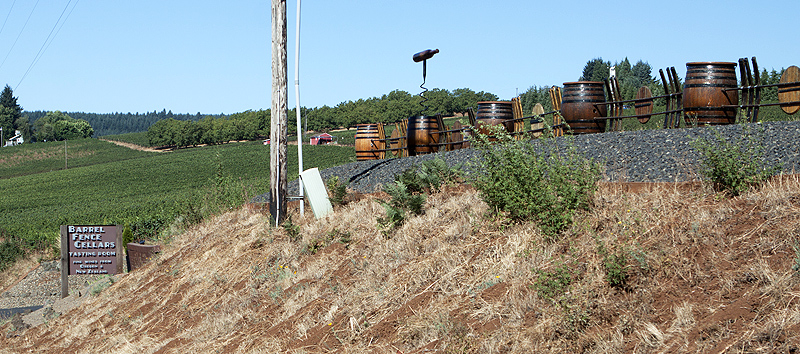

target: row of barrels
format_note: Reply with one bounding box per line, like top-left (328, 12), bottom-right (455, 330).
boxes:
top-left (562, 61), bottom-right (741, 133)
top-left (356, 61), bottom-right (747, 160)
top-left (355, 116), bottom-right (455, 161)
top-left (355, 101), bottom-right (542, 161)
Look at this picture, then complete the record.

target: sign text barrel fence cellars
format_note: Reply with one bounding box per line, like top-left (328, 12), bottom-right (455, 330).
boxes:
top-left (60, 225), bottom-right (124, 298)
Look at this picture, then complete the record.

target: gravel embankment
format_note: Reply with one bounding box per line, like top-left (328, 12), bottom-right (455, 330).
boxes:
top-left (254, 121), bottom-right (800, 198)
top-left (0, 262), bottom-right (106, 312)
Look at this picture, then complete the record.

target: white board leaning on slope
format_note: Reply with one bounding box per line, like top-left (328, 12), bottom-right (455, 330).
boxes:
top-left (299, 168), bottom-right (333, 219)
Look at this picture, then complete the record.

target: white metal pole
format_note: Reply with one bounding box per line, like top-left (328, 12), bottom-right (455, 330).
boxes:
top-left (295, 0), bottom-right (304, 216)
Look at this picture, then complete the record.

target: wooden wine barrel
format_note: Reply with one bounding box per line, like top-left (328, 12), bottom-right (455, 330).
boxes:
top-left (683, 62), bottom-right (738, 126)
top-left (475, 101), bottom-right (514, 136)
top-left (560, 81), bottom-right (607, 134)
top-left (355, 124), bottom-right (385, 160)
top-left (406, 115), bottom-right (440, 156)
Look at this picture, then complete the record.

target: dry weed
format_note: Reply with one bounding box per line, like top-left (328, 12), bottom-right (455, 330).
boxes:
top-left (3, 177), bottom-right (800, 353)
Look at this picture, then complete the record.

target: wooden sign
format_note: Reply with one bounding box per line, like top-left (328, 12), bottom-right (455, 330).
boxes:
top-left (779, 66), bottom-right (800, 115)
top-left (60, 225), bottom-right (123, 298)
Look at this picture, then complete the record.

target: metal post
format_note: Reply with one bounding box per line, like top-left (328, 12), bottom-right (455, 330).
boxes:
top-left (60, 226), bottom-right (68, 298)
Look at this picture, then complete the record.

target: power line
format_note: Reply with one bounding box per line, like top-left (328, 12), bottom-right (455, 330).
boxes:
top-left (0, 0), bottom-right (40, 73)
top-left (0, 0), bottom-right (18, 38)
top-left (16, 0), bottom-right (79, 90)
top-left (35, 0), bottom-right (79, 68)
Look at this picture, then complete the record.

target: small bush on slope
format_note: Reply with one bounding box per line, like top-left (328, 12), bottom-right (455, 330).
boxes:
top-left (471, 125), bottom-right (602, 239)
top-left (691, 125), bottom-right (781, 196)
top-left (377, 158), bottom-right (462, 236)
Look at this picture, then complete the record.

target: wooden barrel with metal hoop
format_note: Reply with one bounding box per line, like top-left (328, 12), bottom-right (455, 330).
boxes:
top-left (475, 101), bottom-right (514, 137)
top-left (355, 124), bottom-right (385, 160)
top-left (406, 115), bottom-right (440, 156)
top-left (560, 81), bottom-right (607, 134)
top-left (683, 62), bottom-right (738, 126)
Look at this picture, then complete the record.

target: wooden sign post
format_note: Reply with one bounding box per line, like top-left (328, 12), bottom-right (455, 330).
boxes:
top-left (60, 225), bottom-right (123, 298)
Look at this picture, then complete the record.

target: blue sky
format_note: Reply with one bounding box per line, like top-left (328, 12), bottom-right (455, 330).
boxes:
top-left (1, 0), bottom-right (797, 114)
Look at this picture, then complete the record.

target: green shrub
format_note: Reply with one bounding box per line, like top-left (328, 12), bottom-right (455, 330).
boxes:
top-left (282, 213), bottom-right (301, 242)
top-left (377, 180), bottom-right (426, 235)
top-left (0, 238), bottom-right (24, 272)
top-left (326, 176), bottom-right (348, 207)
top-left (376, 158), bottom-right (459, 236)
top-left (471, 125), bottom-right (602, 239)
top-left (691, 125), bottom-right (781, 196)
top-left (533, 261), bottom-right (579, 301)
top-left (394, 158), bottom-right (463, 194)
top-left (122, 224), bottom-right (134, 254)
top-left (596, 238), bottom-right (629, 288)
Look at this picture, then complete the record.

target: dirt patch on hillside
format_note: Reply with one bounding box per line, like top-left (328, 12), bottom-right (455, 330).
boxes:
top-left (100, 139), bottom-right (165, 153)
top-left (2, 178), bottom-right (800, 353)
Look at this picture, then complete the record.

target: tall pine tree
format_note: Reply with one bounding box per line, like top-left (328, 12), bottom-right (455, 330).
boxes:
top-left (0, 85), bottom-right (23, 143)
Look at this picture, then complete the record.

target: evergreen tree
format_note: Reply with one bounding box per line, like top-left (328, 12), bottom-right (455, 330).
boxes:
top-left (580, 58), bottom-right (611, 82)
top-left (0, 107), bottom-right (14, 143)
top-left (0, 85), bottom-right (22, 116)
top-left (0, 85), bottom-right (22, 142)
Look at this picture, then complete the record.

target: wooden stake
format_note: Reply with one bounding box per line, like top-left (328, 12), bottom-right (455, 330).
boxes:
top-left (271, 0), bottom-right (288, 225)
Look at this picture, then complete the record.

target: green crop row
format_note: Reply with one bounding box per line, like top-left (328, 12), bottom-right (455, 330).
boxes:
top-left (0, 139), bottom-right (152, 179)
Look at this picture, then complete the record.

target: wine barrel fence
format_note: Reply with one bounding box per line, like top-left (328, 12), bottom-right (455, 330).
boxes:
top-left (349, 58), bottom-right (800, 161)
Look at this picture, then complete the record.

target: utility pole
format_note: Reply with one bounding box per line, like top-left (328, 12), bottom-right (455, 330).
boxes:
top-left (270, 0), bottom-right (288, 225)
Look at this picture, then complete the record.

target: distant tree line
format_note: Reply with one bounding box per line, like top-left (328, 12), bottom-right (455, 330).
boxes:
top-left (301, 88), bottom-right (498, 131)
top-left (146, 110), bottom-right (269, 148)
top-left (24, 109), bottom-right (225, 137)
top-left (144, 88), bottom-right (497, 147)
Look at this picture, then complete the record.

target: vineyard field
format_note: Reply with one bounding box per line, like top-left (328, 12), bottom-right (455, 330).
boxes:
top-left (0, 139), bottom-right (355, 261)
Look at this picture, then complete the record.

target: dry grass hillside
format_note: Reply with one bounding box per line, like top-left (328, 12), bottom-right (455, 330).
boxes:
top-left (2, 177), bottom-right (800, 353)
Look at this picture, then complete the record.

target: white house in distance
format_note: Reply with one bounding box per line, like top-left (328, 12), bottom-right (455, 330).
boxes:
top-left (3, 129), bottom-right (24, 147)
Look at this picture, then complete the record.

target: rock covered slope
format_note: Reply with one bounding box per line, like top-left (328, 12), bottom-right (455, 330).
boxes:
top-left (299, 121), bottom-right (800, 195)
